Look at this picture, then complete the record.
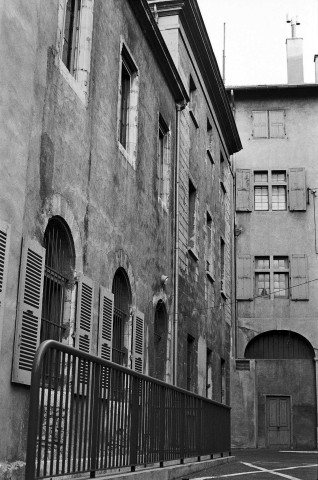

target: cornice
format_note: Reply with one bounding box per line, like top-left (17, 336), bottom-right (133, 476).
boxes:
top-left (148, 0), bottom-right (242, 155)
top-left (127, 0), bottom-right (189, 104)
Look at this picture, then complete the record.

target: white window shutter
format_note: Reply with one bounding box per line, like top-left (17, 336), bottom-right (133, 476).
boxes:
top-left (237, 255), bottom-right (253, 300)
top-left (0, 220), bottom-right (11, 350)
top-left (75, 0), bottom-right (94, 94)
top-left (236, 169), bottom-right (253, 211)
top-left (98, 286), bottom-right (114, 361)
top-left (132, 310), bottom-right (144, 374)
top-left (291, 254), bottom-right (309, 300)
top-left (75, 274), bottom-right (94, 354)
top-left (289, 168), bottom-right (306, 211)
top-left (252, 111), bottom-right (268, 138)
top-left (269, 110), bottom-right (285, 138)
top-left (12, 238), bottom-right (45, 385)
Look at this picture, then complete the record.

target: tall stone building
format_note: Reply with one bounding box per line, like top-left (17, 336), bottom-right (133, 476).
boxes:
top-left (230, 30), bottom-right (318, 449)
top-left (0, 0), bottom-right (240, 476)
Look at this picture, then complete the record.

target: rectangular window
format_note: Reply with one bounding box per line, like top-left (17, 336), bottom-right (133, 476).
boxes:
top-left (207, 118), bottom-right (213, 160)
top-left (62, 0), bottom-right (81, 75)
top-left (206, 348), bottom-right (212, 398)
top-left (187, 335), bottom-right (194, 391)
top-left (254, 170), bottom-right (287, 211)
top-left (220, 237), bottom-right (225, 292)
top-left (255, 255), bottom-right (289, 299)
top-left (118, 45), bottom-right (139, 167)
top-left (189, 75), bottom-right (199, 128)
top-left (206, 211), bottom-right (213, 274)
top-left (158, 115), bottom-right (170, 206)
top-left (188, 179), bottom-right (198, 257)
top-left (221, 358), bottom-right (226, 403)
top-left (253, 110), bottom-right (285, 139)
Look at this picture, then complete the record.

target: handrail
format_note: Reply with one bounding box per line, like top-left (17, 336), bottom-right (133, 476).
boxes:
top-left (26, 340), bottom-right (231, 479)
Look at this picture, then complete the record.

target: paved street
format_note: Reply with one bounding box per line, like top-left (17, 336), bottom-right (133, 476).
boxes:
top-left (183, 450), bottom-right (318, 480)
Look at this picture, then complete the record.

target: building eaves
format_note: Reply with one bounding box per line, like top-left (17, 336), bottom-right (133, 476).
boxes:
top-left (127, 0), bottom-right (189, 104)
top-left (149, 0), bottom-right (242, 155)
top-left (227, 83), bottom-right (318, 100)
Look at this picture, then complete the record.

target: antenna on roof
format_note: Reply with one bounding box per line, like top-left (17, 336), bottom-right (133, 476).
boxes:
top-left (286, 13), bottom-right (300, 38)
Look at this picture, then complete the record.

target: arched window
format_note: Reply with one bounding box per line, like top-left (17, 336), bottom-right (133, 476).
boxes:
top-left (244, 330), bottom-right (315, 359)
top-left (41, 217), bottom-right (75, 343)
top-left (112, 268), bottom-right (131, 365)
top-left (153, 300), bottom-right (167, 380)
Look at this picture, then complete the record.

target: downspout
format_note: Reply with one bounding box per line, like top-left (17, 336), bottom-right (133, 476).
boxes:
top-left (173, 100), bottom-right (186, 386)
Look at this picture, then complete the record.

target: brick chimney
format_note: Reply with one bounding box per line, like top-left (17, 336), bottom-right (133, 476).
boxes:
top-left (314, 55), bottom-right (318, 83)
top-left (286, 16), bottom-right (304, 84)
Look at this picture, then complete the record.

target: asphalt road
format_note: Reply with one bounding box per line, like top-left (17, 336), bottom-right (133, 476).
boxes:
top-left (183, 449), bottom-right (318, 480)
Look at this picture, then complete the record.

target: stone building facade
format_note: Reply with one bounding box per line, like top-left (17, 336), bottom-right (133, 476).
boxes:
top-left (0, 0), bottom-right (240, 476)
top-left (230, 46), bottom-right (318, 448)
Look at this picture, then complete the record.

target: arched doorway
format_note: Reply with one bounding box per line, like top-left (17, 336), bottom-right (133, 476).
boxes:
top-left (112, 268), bottom-right (131, 366)
top-left (244, 330), bottom-right (316, 449)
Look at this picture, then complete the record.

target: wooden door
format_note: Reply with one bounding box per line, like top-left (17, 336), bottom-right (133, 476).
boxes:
top-left (266, 396), bottom-right (291, 448)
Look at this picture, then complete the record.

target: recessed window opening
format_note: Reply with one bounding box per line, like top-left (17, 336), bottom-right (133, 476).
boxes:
top-left (206, 212), bottom-right (212, 272)
top-left (62, 0), bottom-right (81, 75)
top-left (112, 268), bottom-right (131, 365)
top-left (188, 179), bottom-right (197, 251)
top-left (41, 217), bottom-right (75, 344)
top-left (153, 300), bottom-right (167, 380)
top-left (187, 335), bottom-right (194, 391)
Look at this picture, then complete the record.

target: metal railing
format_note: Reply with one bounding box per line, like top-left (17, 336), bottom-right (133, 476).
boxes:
top-left (26, 340), bottom-right (231, 479)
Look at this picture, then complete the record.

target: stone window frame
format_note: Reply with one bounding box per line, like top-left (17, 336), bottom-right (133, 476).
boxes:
top-left (157, 114), bottom-right (171, 210)
top-left (117, 40), bottom-right (139, 170)
top-left (56, 0), bottom-right (94, 105)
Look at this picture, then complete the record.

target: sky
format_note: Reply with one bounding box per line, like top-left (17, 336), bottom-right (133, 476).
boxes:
top-left (197, 0), bottom-right (318, 86)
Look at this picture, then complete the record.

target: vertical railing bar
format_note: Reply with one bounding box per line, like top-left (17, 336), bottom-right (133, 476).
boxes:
top-left (72, 355), bottom-right (81, 473)
top-left (90, 362), bottom-right (101, 477)
top-left (118, 370), bottom-right (124, 466)
top-left (67, 354), bottom-right (76, 475)
top-left (104, 366), bottom-right (111, 470)
top-left (111, 369), bottom-right (118, 468)
top-left (49, 348), bottom-right (60, 476)
top-left (62, 352), bottom-right (71, 474)
top-left (42, 347), bottom-right (53, 477)
top-left (84, 361), bottom-right (93, 472)
top-left (56, 350), bottom-right (66, 474)
top-left (98, 366), bottom-right (105, 469)
top-left (77, 358), bottom-right (87, 472)
top-left (123, 372), bottom-right (129, 466)
top-left (36, 356), bottom-right (46, 478)
top-left (107, 368), bottom-right (115, 468)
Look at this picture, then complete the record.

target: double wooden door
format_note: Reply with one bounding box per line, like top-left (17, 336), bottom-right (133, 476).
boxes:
top-left (266, 396), bottom-right (291, 448)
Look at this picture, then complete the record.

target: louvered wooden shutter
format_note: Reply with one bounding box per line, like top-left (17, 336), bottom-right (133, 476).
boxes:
top-left (289, 168), bottom-right (306, 211)
top-left (252, 111), bottom-right (268, 138)
top-left (132, 310), bottom-right (144, 374)
top-left (98, 286), bottom-right (114, 361)
top-left (74, 0), bottom-right (93, 95)
top-left (236, 169), bottom-right (252, 211)
top-left (269, 110), bottom-right (285, 138)
top-left (291, 254), bottom-right (309, 300)
top-left (12, 238), bottom-right (45, 385)
top-left (0, 220), bottom-right (11, 349)
top-left (75, 274), bottom-right (94, 354)
top-left (237, 255), bottom-right (253, 300)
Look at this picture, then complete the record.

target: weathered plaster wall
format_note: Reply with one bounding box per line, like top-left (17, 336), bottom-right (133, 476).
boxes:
top-left (0, 0), bottom-right (179, 469)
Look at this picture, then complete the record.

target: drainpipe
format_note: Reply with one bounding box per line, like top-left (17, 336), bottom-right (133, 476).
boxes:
top-left (173, 100), bottom-right (186, 386)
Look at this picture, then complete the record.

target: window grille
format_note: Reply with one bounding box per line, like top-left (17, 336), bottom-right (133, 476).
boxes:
top-left (62, 0), bottom-right (81, 75)
top-left (41, 218), bottom-right (74, 344)
top-left (112, 269), bottom-right (131, 365)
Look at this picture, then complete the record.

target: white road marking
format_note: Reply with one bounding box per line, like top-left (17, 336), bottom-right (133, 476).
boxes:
top-left (242, 461), bottom-right (302, 479)
top-left (189, 461), bottom-right (318, 479)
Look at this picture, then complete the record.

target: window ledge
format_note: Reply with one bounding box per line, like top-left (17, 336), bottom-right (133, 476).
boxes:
top-left (189, 109), bottom-right (199, 129)
top-left (118, 142), bottom-right (136, 170)
top-left (158, 197), bottom-right (168, 213)
top-left (56, 57), bottom-right (87, 106)
top-left (188, 247), bottom-right (199, 261)
top-left (207, 149), bottom-right (214, 164)
top-left (221, 290), bottom-right (227, 299)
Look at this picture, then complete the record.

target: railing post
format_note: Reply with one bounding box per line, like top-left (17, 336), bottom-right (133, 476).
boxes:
top-left (180, 393), bottom-right (185, 461)
top-left (196, 398), bottom-right (202, 458)
top-left (159, 386), bottom-right (165, 464)
top-left (90, 363), bottom-right (101, 478)
top-left (130, 375), bottom-right (139, 469)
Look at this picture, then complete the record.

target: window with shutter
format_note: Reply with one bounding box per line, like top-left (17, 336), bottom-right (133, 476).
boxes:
top-left (0, 220), bottom-right (10, 352)
top-left (236, 169), bottom-right (252, 212)
top-left (291, 254), bottom-right (309, 300)
top-left (269, 110), bottom-right (285, 138)
top-left (132, 310), bottom-right (144, 374)
top-left (12, 238), bottom-right (45, 385)
top-left (252, 111), bottom-right (268, 138)
top-left (289, 168), bottom-right (306, 211)
top-left (98, 286), bottom-right (114, 396)
top-left (237, 255), bottom-right (253, 300)
top-left (75, 274), bottom-right (94, 354)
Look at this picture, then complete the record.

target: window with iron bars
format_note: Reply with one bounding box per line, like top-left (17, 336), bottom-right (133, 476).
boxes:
top-left (112, 269), bottom-right (131, 366)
